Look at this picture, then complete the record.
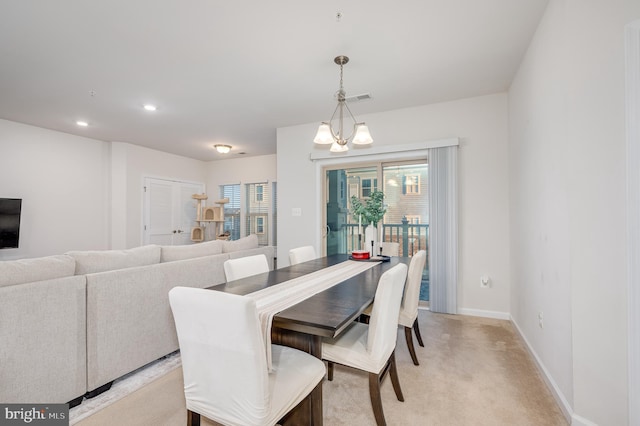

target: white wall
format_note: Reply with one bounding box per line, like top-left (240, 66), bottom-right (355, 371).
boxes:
top-left (0, 119), bottom-right (110, 259)
top-left (509, 0), bottom-right (636, 423)
top-left (110, 142), bottom-right (208, 249)
top-left (206, 154), bottom-right (277, 193)
top-left (277, 93), bottom-right (511, 317)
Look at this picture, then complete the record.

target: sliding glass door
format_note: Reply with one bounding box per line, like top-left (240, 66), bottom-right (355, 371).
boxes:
top-left (323, 160), bottom-right (430, 301)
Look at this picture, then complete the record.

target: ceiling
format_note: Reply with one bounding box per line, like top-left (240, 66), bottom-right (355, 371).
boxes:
top-left (0, 0), bottom-right (549, 161)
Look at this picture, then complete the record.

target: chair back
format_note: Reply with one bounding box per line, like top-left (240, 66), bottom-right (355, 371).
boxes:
top-left (224, 254), bottom-right (269, 281)
top-left (399, 250), bottom-right (427, 327)
top-left (288, 245), bottom-right (317, 265)
top-left (379, 242), bottom-right (400, 256)
top-left (168, 287), bottom-right (270, 425)
top-left (367, 263), bottom-right (408, 360)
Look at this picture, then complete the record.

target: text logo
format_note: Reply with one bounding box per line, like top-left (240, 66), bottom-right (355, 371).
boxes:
top-left (0, 404), bottom-right (68, 426)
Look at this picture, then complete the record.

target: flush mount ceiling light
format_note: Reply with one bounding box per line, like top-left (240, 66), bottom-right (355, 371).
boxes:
top-left (76, 121), bottom-right (88, 127)
top-left (214, 144), bottom-right (232, 154)
top-left (143, 104), bottom-right (157, 111)
top-left (313, 55), bottom-right (373, 153)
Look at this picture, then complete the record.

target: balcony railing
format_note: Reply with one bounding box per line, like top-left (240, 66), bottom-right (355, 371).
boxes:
top-left (343, 218), bottom-right (430, 301)
top-left (344, 219), bottom-right (429, 258)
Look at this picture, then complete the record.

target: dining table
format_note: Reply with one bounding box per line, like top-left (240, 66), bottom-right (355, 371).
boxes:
top-left (207, 253), bottom-right (410, 426)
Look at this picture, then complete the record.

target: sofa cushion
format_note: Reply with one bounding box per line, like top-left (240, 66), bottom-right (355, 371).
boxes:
top-left (67, 245), bottom-right (161, 275)
top-left (0, 255), bottom-right (76, 288)
top-left (222, 234), bottom-right (259, 253)
top-left (160, 240), bottom-right (224, 263)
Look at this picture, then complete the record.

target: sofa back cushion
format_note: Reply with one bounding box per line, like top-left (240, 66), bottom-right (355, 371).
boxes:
top-left (160, 240), bottom-right (224, 263)
top-left (0, 255), bottom-right (76, 288)
top-left (67, 245), bottom-right (161, 275)
top-left (222, 234), bottom-right (259, 253)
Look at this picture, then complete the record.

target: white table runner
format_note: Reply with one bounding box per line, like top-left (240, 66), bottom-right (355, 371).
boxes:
top-left (247, 260), bottom-right (379, 370)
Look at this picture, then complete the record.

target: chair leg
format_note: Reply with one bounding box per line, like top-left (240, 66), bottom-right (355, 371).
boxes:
top-left (404, 326), bottom-right (420, 365)
top-left (327, 361), bottom-right (334, 381)
top-left (413, 318), bottom-right (424, 347)
top-left (388, 351), bottom-right (404, 402)
top-left (187, 410), bottom-right (201, 426)
top-left (368, 372), bottom-right (386, 426)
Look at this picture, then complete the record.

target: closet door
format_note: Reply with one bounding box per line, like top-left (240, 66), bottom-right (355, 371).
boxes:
top-left (143, 178), bottom-right (204, 245)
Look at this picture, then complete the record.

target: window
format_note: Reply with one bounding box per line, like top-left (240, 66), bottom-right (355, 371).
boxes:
top-left (246, 182), bottom-right (270, 245)
top-left (255, 216), bottom-right (266, 234)
top-left (220, 184), bottom-right (241, 241)
top-left (272, 182), bottom-right (277, 247)
top-left (255, 184), bottom-right (264, 202)
top-left (405, 215), bottom-right (421, 224)
top-left (403, 174), bottom-right (420, 195)
top-left (361, 178), bottom-right (378, 198)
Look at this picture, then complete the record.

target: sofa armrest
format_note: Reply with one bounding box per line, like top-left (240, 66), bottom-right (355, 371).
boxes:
top-left (0, 276), bottom-right (87, 403)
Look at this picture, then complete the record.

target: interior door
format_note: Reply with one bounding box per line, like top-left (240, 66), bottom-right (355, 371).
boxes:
top-left (143, 178), bottom-right (204, 245)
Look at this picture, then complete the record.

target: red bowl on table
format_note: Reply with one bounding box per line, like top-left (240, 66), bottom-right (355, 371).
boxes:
top-left (351, 250), bottom-right (370, 260)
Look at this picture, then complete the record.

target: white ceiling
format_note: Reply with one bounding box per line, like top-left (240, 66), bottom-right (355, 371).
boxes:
top-left (0, 0), bottom-right (548, 161)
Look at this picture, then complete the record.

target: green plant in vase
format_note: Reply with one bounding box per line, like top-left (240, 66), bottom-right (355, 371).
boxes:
top-left (350, 190), bottom-right (386, 227)
top-left (351, 190), bottom-right (386, 255)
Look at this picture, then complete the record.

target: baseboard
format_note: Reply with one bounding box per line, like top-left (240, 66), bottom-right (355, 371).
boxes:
top-left (571, 414), bottom-right (598, 426)
top-left (457, 307), bottom-right (510, 320)
top-left (510, 316), bottom-right (582, 425)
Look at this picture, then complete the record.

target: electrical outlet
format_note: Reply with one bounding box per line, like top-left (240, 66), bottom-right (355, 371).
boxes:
top-left (480, 275), bottom-right (490, 288)
top-left (538, 311), bottom-right (544, 329)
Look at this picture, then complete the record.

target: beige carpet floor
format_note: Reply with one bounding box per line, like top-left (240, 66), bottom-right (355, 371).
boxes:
top-left (73, 311), bottom-right (568, 426)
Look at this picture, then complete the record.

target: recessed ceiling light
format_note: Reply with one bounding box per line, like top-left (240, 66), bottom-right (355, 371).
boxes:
top-left (76, 121), bottom-right (88, 127)
top-left (143, 104), bottom-right (157, 111)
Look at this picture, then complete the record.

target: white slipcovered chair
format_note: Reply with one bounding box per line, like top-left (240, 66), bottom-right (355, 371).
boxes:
top-left (288, 245), bottom-right (317, 265)
top-left (379, 242), bottom-right (400, 256)
top-left (223, 254), bottom-right (269, 281)
top-left (169, 286), bottom-right (326, 426)
top-left (322, 263), bottom-right (408, 426)
top-left (397, 250), bottom-right (427, 365)
top-left (362, 250), bottom-right (427, 366)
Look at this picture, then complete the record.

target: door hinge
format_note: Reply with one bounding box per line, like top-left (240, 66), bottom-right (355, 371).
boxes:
top-left (144, 225), bottom-right (147, 231)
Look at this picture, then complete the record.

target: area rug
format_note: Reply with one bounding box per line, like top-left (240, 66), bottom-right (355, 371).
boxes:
top-left (69, 351), bottom-right (182, 425)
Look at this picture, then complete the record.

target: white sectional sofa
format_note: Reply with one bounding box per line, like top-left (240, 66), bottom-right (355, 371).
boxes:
top-left (0, 235), bottom-right (274, 407)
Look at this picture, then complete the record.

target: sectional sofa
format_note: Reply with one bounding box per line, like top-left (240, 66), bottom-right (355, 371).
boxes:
top-left (0, 235), bottom-right (274, 407)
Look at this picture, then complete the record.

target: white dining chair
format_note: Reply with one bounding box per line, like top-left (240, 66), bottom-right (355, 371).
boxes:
top-left (322, 263), bottom-right (408, 426)
top-left (223, 254), bottom-right (269, 281)
top-left (361, 250), bottom-right (427, 366)
top-left (379, 242), bottom-right (400, 256)
top-left (288, 245), bottom-right (317, 265)
top-left (169, 287), bottom-right (326, 426)
top-left (397, 250), bottom-right (427, 365)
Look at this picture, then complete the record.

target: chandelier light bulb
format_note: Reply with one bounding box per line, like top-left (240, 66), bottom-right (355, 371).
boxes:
top-left (314, 123), bottom-right (333, 144)
top-left (352, 124), bottom-right (373, 145)
top-left (330, 142), bottom-right (349, 153)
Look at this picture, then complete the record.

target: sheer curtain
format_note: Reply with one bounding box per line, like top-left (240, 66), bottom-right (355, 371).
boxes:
top-left (428, 146), bottom-right (458, 314)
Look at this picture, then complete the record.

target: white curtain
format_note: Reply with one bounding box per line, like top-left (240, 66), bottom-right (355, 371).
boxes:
top-left (428, 146), bottom-right (458, 314)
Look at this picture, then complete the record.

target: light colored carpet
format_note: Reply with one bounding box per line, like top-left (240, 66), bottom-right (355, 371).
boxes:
top-left (72, 311), bottom-right (568, 426)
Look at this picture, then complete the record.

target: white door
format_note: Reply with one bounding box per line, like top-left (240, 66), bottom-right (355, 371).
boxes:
top-left (143, 178), bottom-right (204, 245)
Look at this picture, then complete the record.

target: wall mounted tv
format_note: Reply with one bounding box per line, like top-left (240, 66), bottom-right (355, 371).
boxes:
top-left (0, 198), bottom-right (22, 249)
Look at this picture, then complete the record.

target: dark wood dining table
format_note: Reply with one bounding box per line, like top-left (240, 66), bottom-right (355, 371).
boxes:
top-left (207, 253), bottom-right (410, 426)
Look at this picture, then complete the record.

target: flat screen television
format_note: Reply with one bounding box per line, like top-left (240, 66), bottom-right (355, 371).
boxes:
top-left (0, 198), bottom-right (22, 249)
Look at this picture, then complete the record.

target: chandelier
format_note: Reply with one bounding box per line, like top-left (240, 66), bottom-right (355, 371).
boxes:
top-left (313, 55), bottom-right (373, 152)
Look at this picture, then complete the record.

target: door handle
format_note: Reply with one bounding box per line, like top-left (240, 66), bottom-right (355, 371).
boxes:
top-left (173, 230), bottom-right (177, 234)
